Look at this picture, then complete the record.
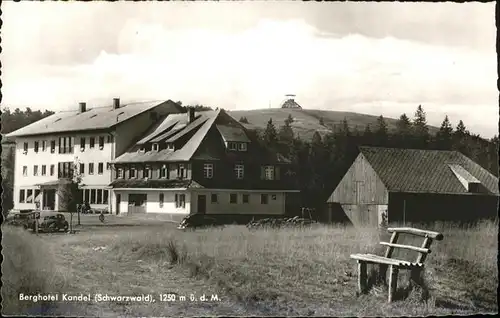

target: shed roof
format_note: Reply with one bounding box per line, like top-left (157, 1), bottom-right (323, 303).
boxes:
top-left (112, 110), bottom-right (220, 163)
top-left (136, 113), bottom-right (187, 145)
top-left (216, 125), bottom-right (251, 142)
top-left (359, 146), bottom-right (499, 195)
top-left (6, 100), bottom-right (177, 137)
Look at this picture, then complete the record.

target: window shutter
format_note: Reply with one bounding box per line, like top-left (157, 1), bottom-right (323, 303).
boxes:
top-left (260, 166), bottom-right (265, 179)
top-left (175, 194), bottom-right (178, 208)
top-left (275, 166), bottom-right (280, 180)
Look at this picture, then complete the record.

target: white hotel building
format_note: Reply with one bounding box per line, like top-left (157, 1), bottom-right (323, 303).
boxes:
top-left (6, 98), bottom-right (182, 212)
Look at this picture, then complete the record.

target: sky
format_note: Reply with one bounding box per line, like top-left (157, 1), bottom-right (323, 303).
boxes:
top-left (1, 2), bottom-right (497, 137)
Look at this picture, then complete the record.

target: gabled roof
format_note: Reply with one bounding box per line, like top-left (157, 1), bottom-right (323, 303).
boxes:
top-left (216, 125), bottom-right (251, 143)
top-left (112, 110), bottom-right (220, 163)
top-left (6, 100), bottom-right (179, 137)
top-left (359, 146), bottom-right (499, 195)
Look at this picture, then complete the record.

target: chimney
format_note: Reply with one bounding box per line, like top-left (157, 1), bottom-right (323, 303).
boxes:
top-left (113, 98), bottom-right (120, 109)
top-left (79, 102), bottom-right (87, 113)
top-left (188, 107), bottom-right (195, 123)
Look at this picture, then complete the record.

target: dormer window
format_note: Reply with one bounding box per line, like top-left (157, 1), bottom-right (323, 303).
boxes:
top-left (117, 168), bottom-right (124, 179)
top-left (167, 143), bottom-right (175, 150)
top-left (152, 143), bottom-right (159, 151)
top-left (139, 147), bottom-right (146, 153)
top-left (238, 143), bottom-right (247, 151)
top-left (448, 164), bottom-right (482, 193)
top-left (228, 142), bottom-right (237, 151)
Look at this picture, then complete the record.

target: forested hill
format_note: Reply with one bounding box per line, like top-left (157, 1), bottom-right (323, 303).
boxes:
top-left (1, 107), bottom-right (55, 143)
top-left (229, 108), bottom-right (441, 141)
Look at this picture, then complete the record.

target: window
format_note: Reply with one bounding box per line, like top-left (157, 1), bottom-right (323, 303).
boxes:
top-left (33, 165), bottom-right (38, 176)
top-left (239, 143), bottom-right (247, 151)
top-left (144, 166), bottom-right (152, 178)
top-left (50, 164), bottom-right (55, 176)
top-left (107, 135), bottom-right (114, 143)
top-left (106, 163), bottom-right (111, 170)
top-left (41, 165), bottom-right (46, 176)
top-left (23, 142), bottom-right (28, 153)
top-left (98, 163), bottom-right (104, 175)
top-left (34, 141), bottom-right (39, 153)
top-left (23, 166), bottom-right (28, 176)
top-left (228, 142), bottom-right (237, 150)
top-left (242, 194), bottom-right (249, 204)
top-left (178, 164), bottom-right (185, 179)
top-left (167, 143), bottom-right (174, 150)
top-left (263, 166), bottom-right (275, 180)
top-left (261, 194), bottom-right (269, 204)
top-left (97, 189), bottom-right (102, 204)
top-left (80, 137), bottom-right (85, 150)
top-left (103, 190), bottom-right (109, 204)
top-left (27, 189), bottom-right (33, 203)
top-left (235, 164), bottom-right (244, 179)
top-left (203, 163), bottom-right (213, 179)
top-left (79, 163), bottom-right (85, 175)
top-left (230, 193), bottom-right (237, 204)
top-left (116, 168), bottom-right (123, 178)
top-left (160, 165), bottom-right (168, 178)
top-left (90, 189), bottom-right (96, 204)
top-left (130, 167), bottom-right (136, 178)
top-left (50, 140), bottom-right (56, 153)
top-left (42, 140), bottom-right (46, 152)
top-left (152, 143), bottom-right (159, 151)
top-left (58, 162), bottom-right (74, 178)
top-left (99, 136), bottom-right (105, 149)
top-left (211, 193), bottom-right (218, 203)
top-left (19, 189), bottom-right (26, 203)
top-left (272, 194), bottom-right (277, 200)
top-left (159, 193), bottom-right (164, 208)
top-left (89, 163), bottom-right (94, 175)
top-left (58, 137), bottom-right (73, 154)
top-left (84, 189), bottom-right (90, 203)
top-left (89, 137), bottom-right (95, 148)
top-left (175, 194), bottom-right (186, 208)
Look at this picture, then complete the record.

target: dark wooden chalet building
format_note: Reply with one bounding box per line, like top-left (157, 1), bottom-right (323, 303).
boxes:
top-left (110, 108), bottom-right (300, 221)
top-left (327, 146), bottom-right (499, 227)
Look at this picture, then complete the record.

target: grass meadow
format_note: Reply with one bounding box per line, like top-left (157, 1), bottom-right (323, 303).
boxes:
top-left (1, 217), bottom-right (498, 316)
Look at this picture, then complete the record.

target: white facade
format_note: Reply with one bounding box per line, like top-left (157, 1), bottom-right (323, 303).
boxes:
top-left (13, 132), bottom-right (116, 211)
top-left (111, 188), bottom-right (295, 219)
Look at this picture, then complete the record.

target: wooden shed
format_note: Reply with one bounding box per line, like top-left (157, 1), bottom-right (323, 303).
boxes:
top-left (327, 147), bottom-right (499, 227)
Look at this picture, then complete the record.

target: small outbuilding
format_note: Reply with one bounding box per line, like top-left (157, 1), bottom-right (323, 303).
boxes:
top-left (327, 146), bottom-right (499, 227)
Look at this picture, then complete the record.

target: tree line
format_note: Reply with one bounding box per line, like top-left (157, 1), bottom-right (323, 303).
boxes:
top-left (252, 105), bottom-right (499, 212)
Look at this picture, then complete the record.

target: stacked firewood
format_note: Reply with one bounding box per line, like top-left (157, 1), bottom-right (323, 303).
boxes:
top-left (246, 216), bottom-right (317, 229)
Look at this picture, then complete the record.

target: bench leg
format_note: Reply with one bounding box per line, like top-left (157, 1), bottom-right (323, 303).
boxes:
top-left (410, 268), bottom-right (424, 289)
top-left (378, 264), bottom-right (388, 285)
top-left (388, 265), bottom-right (399, 303)
top-left (357, 261), bottom-right (368, 294)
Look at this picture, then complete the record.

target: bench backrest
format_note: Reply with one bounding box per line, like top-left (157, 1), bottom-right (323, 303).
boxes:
top-left (382, 227), bottom-right (444, 264)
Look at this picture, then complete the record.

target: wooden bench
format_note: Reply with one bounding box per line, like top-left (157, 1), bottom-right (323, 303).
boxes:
top-left (350, 227), bottom-right (444, 302)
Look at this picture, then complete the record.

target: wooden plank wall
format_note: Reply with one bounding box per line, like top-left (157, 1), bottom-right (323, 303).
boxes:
top-left (328, 154), bottom-right (389, 205)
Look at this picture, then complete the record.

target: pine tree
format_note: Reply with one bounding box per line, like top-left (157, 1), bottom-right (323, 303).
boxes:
top-left (239, 116), bottom-right (249, 124)
top-left (435, 115), bottom-right (453, 149)
top-left (375, 115), bottom-right (389, 145)
top-left (263, 118), bottom-right (278, 148)
top-left (319, 117), bottom-right (325, 126)
top-left (412, 105), bottom-right (430, 147)
top-left (285, 114), bottom-right (294, 126)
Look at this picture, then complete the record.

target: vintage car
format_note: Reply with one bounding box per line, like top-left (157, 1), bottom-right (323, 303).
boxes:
top-left (4, 212), bottom-right (32, 229)
top-left (27, 212), bottom-right (69, 233)
top-left (177, 214), bottom-right (224, 230)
